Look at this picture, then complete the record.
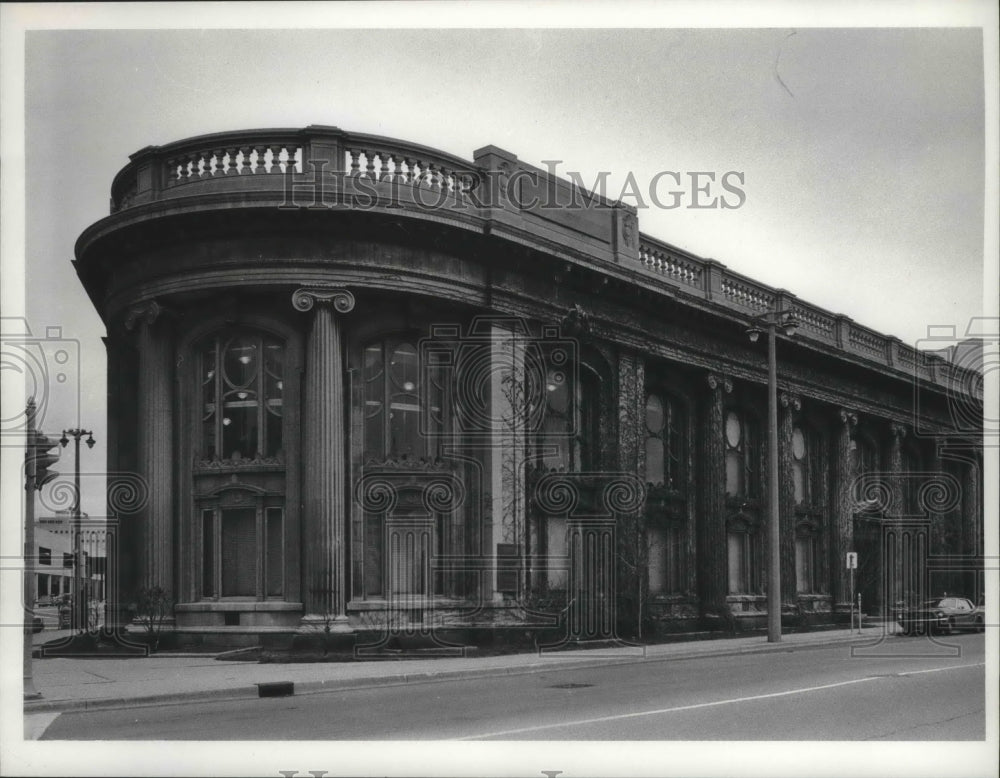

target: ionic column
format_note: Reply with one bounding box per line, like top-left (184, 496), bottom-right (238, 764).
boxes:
top-left (832, 409), bottom-right (858, 612)
top-left (926, 444), bottom-right (944, 551)
top-left (616, 350), bottom-right (646, 637)
top-left (778, 392), bottom-right (800, 606)
top-left (293, 287), bottom-right (355, 626)
top-left (698, 373), bottom-right (731, 618)
top-left (962, 454), bottom-right (981, 557)
top-left (883, 422), bottom-right (908, 616)
top-left (124, 300), bottom-right (174, 600)
top-left (489, 321), bottom-right (527, 599)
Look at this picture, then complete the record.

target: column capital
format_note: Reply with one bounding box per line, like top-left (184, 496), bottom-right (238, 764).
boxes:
top-left (890, 421), bottom-right (909, 440)
top-left (837, 408), bottom-right (859, 428)
top-left (124, 299), bottom-right (169, 331)
top-left (292, 286), bottom-right (355, 314)
top-left (706, 372), bottom-right (732, 393)
top-left (779, 391), bottom-right (801, 411)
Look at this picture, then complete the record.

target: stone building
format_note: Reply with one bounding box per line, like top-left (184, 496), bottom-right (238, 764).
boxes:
top-left (73, 126), bottom-right (984, 646)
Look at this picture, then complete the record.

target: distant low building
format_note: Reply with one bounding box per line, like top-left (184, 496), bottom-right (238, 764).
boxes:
top-left (33, 512), bottom-right (106, 602)
top-left (73, 125), bottom-right (984, 647)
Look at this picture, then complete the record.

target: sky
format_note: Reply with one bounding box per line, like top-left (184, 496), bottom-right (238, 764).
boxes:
top-left (2, 3), bottom-right (998, 776)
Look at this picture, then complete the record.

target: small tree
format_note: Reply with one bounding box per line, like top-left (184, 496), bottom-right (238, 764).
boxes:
top-left (132, 586), bottom-right (173, 651)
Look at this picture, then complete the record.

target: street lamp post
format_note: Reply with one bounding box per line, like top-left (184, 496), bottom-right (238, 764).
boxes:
top-left (60, 428), bottom-right (95, 634)
top-left (746, 310), bottom-right (798, 643)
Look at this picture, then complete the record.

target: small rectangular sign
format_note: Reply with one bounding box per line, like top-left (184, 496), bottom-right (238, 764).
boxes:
top-left (846, 552), bottom-right (858, 570)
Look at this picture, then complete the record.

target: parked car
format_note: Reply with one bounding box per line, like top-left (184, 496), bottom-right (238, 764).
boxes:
top-left (898, 596), bottom-right (984, 635)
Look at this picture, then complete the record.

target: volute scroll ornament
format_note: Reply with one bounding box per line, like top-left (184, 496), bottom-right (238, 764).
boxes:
top-left (291, 287), bottom-right (356, 314)
top-left (706, 373), bottom-right (733, 393)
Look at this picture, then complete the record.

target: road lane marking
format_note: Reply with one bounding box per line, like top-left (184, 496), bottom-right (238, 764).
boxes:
top-left (457, 662), bottom-right (985, 740)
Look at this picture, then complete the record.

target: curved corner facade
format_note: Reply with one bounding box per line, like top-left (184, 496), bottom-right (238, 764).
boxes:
top-left (74, 125), bottom-right (985, 645)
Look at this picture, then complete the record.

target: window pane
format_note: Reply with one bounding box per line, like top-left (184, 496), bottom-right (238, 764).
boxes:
top-left (389, 526), bottom-right (428, 595)
top-left (728, 533), bottom-right (745, 593)
top-left (795, 536), bottom-right (810, 593)
top-left (743, 422), bottom-right (756, 498)
top-left (201, 342), bottom-right (217, 459)
top-left (265, 508), bottom-right (283, 597)
top-left (725, 450), bottom-right (743, 496)
top-left (725, 412), bottom-right (742, 448)
top-left (363, 344), bottom-right (385, 460)
top-left (546, 369), bottom-right (569, 414)
top-left (202, 510), bottom-right (215, 597)
top-left (645, 394), bottom-right (664, 434)
top-left (792, 427), bottom-right (806, 460)
top-left (389, 343), bottom-right (421, 457)
top-left (546, 517), bottom-right (568, 589)
top-left (541, 414), bottom-right (571, 471)
top-left (579, 367), bottom-right (600, 471)
top-left (222, 336), bottom-right (260, 460)
top-left (648, 526), bottom-right (666, 595)
top-left (263, 339), bottom-right (283, 457)
top-left (645, 437), bottom-right (664, 486)
top-left (792, 461), bottom-right (806, 505)
top-left (666, 526), bottom-right (682, 593)
top-left (221, 508), bottom-right (256, 596)
top-left (665, 400), bottom-right (683, 489)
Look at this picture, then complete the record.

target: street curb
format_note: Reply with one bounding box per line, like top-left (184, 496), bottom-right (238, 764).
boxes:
top-left (23, 631), bottom-right (885, 715)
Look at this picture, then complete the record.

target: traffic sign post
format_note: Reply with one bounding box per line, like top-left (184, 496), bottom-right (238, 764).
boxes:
top-left (846, 552), bottom-right (858, 633)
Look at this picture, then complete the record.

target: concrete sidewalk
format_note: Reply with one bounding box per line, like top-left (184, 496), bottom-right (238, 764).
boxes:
top-left (23, 625), bottom-right (901, 714)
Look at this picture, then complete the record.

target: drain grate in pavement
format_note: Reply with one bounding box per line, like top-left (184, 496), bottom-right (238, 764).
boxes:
top-left (257, 681), bottom-right (295, 697)
top-left (548, 682), bottom-right (594, 689)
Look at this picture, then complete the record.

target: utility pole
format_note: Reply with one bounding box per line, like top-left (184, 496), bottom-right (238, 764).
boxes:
top-left (746, 309), bottom-right (799, 643)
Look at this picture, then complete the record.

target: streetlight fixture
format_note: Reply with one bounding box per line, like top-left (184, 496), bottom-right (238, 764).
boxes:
top-left (745, 309), bottom-right (798, 643)
top-left (60, 428), bottom-right (95, 634)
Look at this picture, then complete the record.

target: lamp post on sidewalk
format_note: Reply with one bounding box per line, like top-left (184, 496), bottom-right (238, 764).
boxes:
top-left (60, 427), bottom-right (95, 634)
top-left (746, 309), bottom-right (798, 643)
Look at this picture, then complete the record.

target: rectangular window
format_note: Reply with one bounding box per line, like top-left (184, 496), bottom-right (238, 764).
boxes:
top-left (795, 536), bottom-right (814, 593)
top-left (63, 552), bottom-right (74, 569)
top-left (38, 546), bottom-right (51, 566)
top-left (648, 525), bottom-right (682, 595)
top-left (727, 533), bottom-right (749, 594)
top-left (265, 507), bottom-right (283, 597)
top-left (546, 517), bottom-right (569, 590)
top-left (37, 574), bottom-right (49, 597)
top-left (388, 526), bottom-right (429, 595)
top-left (221, 508), bottom-right (257, 596)
top-left (202, 509), bottom-right (215, 597)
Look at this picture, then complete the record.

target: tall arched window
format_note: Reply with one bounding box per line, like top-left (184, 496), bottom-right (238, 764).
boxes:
top-left (357, 334), bottom-right (449, 600)
top-left (644, 391), bottom-right (687, 595)
top-left (725, 409), bottom-right (760, 594)
top-left (792, 424), bottom-right (822, 593)
top-left (725, 410), bottom-right (758, 499)
top-left (195, 329), bottom-right (287, 601)
top-left (535, 355), bottom-right (605, 590)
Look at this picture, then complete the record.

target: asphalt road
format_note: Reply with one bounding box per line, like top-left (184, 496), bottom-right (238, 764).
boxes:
top-left (40, 633), bottom-right (986, 741)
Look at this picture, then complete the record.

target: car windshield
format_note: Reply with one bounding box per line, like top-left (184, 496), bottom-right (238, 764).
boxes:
top-left (922, 599), bottom-right (946, 607)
